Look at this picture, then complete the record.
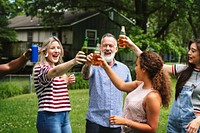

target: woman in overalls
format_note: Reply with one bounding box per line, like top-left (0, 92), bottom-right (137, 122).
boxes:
top-left (164, 39), bottom-right (200, 133)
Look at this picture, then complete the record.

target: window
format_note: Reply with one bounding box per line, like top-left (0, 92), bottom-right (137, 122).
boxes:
top-left (27, 31), bottom-right (33, 43)
top-left (50, 31), bottom-right (58, 36)
top-left (85, 29), bottom-right (97, 47)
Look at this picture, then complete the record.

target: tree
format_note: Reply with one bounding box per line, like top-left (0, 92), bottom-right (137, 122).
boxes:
top-left (0, 0), bottom-right (25, 43)
top-left (23, 0), bottom-right (199, 60)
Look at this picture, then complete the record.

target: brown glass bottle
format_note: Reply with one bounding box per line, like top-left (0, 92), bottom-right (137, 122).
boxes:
top-left (91, 37), bottom-right (102, 66)
top-left (118, 26), bottom-right (127, 48)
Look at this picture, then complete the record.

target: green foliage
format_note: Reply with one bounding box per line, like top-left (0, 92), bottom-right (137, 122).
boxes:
top-left (68, 73), bottom-right (89, 90)
top-left (0, 74), bottom-right (87, 99)
top-left (22, 0), bottom-right (200, 58)
top-left (127, 26), bottom-right (187, 57)
top-left (0, 82), bottom-right (23, 99)
top-left (0, 0), bottom-right (23, 46)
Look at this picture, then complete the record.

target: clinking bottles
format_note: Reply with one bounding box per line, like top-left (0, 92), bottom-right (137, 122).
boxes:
top-left (81, 37), bottom-right (88, 54)
top-left (91, 37), bottom-right (102, 66)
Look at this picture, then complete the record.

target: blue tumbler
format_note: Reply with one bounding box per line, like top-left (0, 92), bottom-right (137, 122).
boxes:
top-left (31, 45), bottom-right (38, 62)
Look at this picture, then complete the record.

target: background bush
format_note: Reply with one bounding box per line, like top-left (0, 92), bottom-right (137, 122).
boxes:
top-left (68, 72), bottom-right (89, 90)
top-left (0, 81), bottom-right (24, 99)
top-left (0, 73), bottom-right (88, 99)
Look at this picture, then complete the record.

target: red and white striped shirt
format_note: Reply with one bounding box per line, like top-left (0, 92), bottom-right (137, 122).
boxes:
top-left (33, 65), bottom-right (71, 112)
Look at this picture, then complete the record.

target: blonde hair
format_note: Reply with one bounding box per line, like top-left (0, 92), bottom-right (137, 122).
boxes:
top-left (38, 36), bottom-right (64, 66)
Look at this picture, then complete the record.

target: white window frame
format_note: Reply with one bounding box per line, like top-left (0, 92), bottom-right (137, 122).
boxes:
top-left (85, 29), bottom-right (97, 47)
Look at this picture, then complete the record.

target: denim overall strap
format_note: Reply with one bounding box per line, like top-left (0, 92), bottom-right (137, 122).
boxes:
top-left (167, 83), bottom-right (200, 133)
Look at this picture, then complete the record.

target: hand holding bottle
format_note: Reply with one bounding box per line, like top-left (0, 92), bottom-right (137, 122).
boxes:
top-left (81, 37), bottom-right (88, 55)
top-left (73, 51), bottom-right (87, 65)
top-left (119, 35), bottom-right (143, 56)
top-left (91, 37), bottom-right (102, 66)
top-left (118, 26), bottom-right (127, 48)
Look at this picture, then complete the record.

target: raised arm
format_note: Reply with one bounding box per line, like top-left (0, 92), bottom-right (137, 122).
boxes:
top-left (47, 51), bottom-right (86, 79)
top-left (163, 64), bottom-right (173, 74)
top-left (100, 56), bottom-right (141, 93)
top-left (119, 35), bottom-right (143, 56)
top-left (120, 35), bottom-right (174, 74)
top-left (81, 53), bottom-right (93, 80)
top-left (0, 49), bottom-right (31, 77)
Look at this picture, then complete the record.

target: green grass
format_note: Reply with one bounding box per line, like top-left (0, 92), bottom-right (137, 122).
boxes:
top-left (0, 78), bottom-right (176, 133)
top-left (0, 90), bottom-right (89, 133)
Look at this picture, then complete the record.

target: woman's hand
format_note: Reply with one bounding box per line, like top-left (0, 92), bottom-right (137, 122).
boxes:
top-left (119, 35), bottom-right (142, 56)
top-left (118, 35), bottom-right (135, 47)
top-left (185, 118), bottom-right (200, 133)
top-left (67, 74), bottom-right (76, 85)
top-left (73, 51), bottom-right (86, 65)
top-left (98, 55), bottom-right (109, 69)
top-left (109, 115), bottom-right (126, 125)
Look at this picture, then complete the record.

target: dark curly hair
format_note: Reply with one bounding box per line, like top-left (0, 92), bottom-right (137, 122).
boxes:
top-left (139, 51), bottom-right (171, 107)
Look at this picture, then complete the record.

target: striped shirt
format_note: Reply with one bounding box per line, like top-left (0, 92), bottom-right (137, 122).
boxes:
top-left (33, 65), bottom-right (71, 112)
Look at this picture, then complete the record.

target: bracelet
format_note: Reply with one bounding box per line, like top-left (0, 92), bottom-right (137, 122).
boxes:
top-left (23, 52), bottom-right (29, 60)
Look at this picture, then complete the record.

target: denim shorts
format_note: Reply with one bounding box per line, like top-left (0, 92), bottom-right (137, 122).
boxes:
top-left (36, 111), bottom-right (71, 133)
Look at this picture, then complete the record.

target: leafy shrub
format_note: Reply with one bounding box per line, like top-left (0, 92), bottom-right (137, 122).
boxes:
top-left (0, 73), bottom-right (88, 99)
top-left (68, 72), bottom-right (89, 90)
top-left (0, 82), bottom-right (24, 99)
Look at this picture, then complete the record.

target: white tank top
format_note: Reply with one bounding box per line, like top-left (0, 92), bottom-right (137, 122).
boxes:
top-left (122, 82), bottom-right (154, 133)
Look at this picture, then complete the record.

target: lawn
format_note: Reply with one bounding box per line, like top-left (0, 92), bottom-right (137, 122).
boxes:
top-left (0, 79), bottom-right (176, 133)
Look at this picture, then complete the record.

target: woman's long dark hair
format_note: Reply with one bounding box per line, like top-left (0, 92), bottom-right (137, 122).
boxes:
top-left (175, 39), bottom-right (200, 100)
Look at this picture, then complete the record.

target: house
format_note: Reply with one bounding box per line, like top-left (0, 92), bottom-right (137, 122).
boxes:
top-left (8, 8), bottom-right (136, 73)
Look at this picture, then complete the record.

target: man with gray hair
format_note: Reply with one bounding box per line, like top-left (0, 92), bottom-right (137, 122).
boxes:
top-left (82, 33), bottom-right (132, 133)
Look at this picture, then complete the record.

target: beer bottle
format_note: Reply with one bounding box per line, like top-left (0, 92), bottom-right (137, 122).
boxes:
top-left (81, 37), bottom-right (88, 54)
top-left (92, 37), bottom-right (102, 66)
top-left (120, 26), bottom-right (126, 35)
top-left (94, 37), bottom-right (100, 52)
top-left (119, 26), bottom-right (127, 48)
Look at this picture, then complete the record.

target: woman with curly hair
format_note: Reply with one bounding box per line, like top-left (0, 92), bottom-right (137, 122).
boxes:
top-left (119, 35), bottom-right (200, 133)
top-left (99, 47), bottom-right (171, 132)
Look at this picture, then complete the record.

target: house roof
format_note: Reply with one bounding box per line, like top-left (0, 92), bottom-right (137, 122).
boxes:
top-left (9, 8), bottom-right (134, 30)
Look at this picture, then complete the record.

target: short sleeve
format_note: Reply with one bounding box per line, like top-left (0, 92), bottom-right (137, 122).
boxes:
top-left (37, 65), bottom-right (53, 86)
top-left (173, 64), bottom-right (187, 76)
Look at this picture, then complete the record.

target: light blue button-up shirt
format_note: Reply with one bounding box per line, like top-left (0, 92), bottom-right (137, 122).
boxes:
top-left (86, 60), bottom-right (132, 127)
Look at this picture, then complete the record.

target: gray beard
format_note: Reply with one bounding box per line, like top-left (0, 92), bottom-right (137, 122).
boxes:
top-left (101, 52), bottom-right (115, 63)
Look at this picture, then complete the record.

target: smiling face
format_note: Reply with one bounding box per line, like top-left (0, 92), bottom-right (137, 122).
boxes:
top-left (46, 41), bottom-right (62, 66)
top-left (188, 42), bottom-right (200, 67)
top-left (100, 34), bottom-right (118, 65)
